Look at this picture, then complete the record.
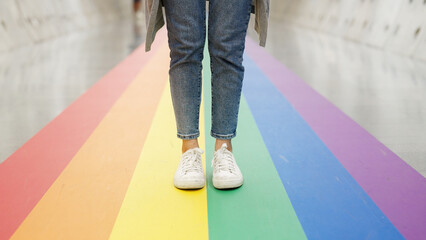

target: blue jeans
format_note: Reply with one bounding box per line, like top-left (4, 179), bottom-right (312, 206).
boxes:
top-left (163, 0), bottom-right (252, 140)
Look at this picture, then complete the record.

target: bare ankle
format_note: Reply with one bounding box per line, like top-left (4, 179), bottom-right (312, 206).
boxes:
top-left (182, 139), bottom-right (199, 153)
top-left (215, 139), bottom-right (232, 152)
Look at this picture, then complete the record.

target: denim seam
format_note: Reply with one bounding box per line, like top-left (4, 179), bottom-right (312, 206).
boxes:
top-left (208, 4), bottom-right (215, 135)
top-left (194, 4), bottom-right (206, 134)
top-left (240, 0), bottom-right (252, 55)
top-left (210, 47), bottom-right (215, 135)
top-left (232, 1), bottom-right (251, 129)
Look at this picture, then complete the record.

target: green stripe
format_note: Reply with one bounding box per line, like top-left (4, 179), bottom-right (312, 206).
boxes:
top-left (203, 49), bottom-right (307, 240)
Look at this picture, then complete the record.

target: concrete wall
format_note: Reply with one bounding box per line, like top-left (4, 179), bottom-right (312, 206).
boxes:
top-left (2, 0), bottom-right (425, 61)
top-left (0, 0), bottom-right (132, 52)
top-left (272, 0), bottom-right (426, 61)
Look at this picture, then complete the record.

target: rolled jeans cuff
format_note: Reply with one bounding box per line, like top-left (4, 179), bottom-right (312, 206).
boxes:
top-left (177, 132), bottom-right (200, 140)
top-left (210, 131), bottom-right (236, 140)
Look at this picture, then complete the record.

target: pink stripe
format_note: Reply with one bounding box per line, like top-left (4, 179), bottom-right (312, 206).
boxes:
top-left (245, 38), bottom-right (426, 240)
top-left (0, 32), bottom-right (166, 240)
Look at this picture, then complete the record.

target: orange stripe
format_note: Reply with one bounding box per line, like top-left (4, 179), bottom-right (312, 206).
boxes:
top-left (11, 42), bottom-right (170, 240)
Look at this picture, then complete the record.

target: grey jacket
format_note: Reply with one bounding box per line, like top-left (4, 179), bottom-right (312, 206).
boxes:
top-left (143, 0), bottom-right (270, 51)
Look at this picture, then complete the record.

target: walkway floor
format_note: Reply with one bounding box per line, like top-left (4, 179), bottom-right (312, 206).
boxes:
top-left (1, 27), bottom-right (425, 239)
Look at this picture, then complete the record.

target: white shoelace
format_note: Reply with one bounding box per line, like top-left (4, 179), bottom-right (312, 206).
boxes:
top-left (180, 148), bottom-right (203, 174)
top-left (212, 146), bottom-right (237, 173)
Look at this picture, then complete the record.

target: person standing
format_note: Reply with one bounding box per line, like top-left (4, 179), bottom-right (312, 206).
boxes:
top-left (143, 0), bottom-right (269, 190)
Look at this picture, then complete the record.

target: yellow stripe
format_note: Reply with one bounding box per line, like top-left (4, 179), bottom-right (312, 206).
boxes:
top-left (109, 83), bottom-right (208, 240)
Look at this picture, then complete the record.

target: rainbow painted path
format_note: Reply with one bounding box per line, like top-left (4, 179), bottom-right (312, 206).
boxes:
top-left (1, 30), bottom-right (425, 240)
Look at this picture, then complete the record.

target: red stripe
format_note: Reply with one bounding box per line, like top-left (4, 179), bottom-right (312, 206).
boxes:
top-left (0, 32), bottom-right (166, 239)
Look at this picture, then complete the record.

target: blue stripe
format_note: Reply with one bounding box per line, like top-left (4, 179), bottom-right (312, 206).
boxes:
top-left (242, 55), bottom-right (404, 240)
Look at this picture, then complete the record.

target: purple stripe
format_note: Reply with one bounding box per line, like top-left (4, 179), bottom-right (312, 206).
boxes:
top-left (245, 38), bottom-right (426, 240)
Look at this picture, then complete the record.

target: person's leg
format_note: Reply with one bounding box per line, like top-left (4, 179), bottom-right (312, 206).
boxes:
top-left (163, 0), bottom-right (206, 153)
top-left (163, 0), bottom-right (207, 189)
top-left (208, 0), bottom-right (252, 189)
top-left (208, 0), bottom-right (252, 151)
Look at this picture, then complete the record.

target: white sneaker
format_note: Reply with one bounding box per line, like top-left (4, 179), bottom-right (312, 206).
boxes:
top-left (211, 143), bottom-right (243, 189)
top-left (174, 147), bottom-right (205, 189)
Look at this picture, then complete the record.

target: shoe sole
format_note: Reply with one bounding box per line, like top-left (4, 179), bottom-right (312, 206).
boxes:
top-left (174, 179), bottom-right (205, 190)
top-left (212, 178), bottom-right (243, 189)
